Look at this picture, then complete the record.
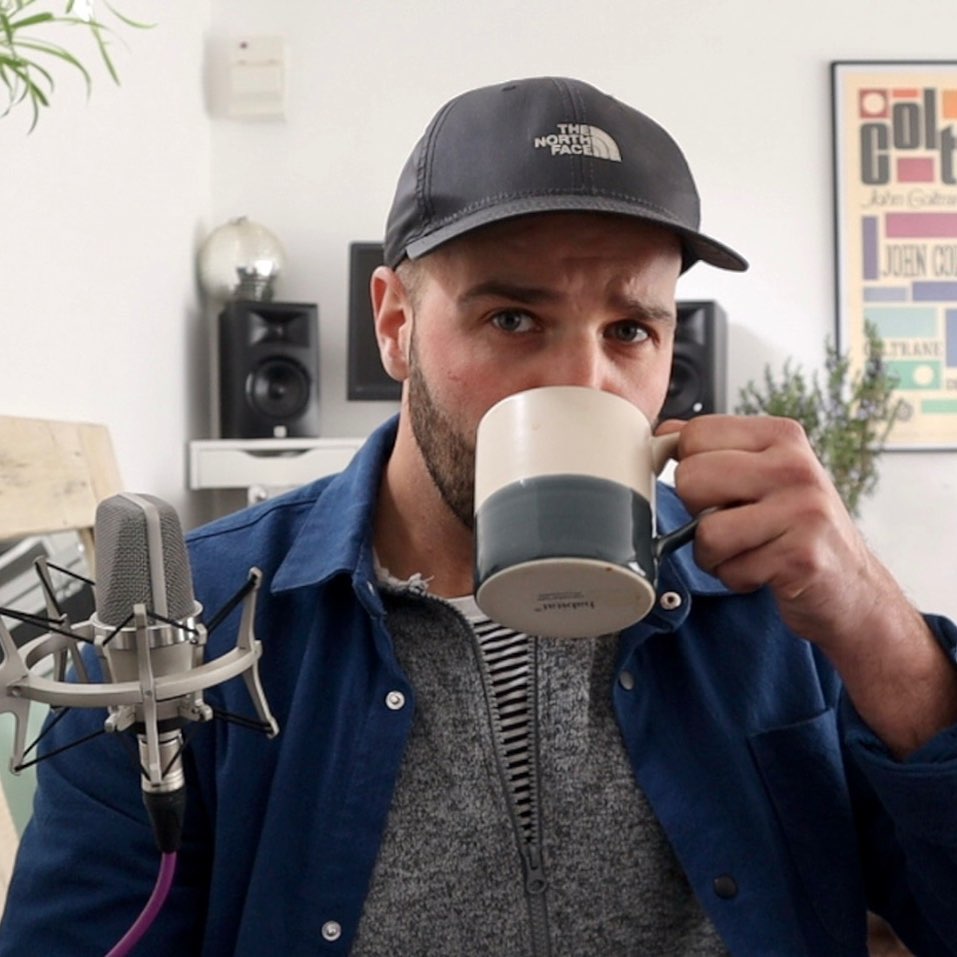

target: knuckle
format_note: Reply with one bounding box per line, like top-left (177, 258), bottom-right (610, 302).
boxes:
top-left (776, 454), bottom-right (821, 489)
top-left (770, 415), bottom-right (809, 444)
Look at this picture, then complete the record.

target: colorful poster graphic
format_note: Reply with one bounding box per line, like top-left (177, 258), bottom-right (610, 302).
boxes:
top-left (833, 61), bottom-right (957, 449)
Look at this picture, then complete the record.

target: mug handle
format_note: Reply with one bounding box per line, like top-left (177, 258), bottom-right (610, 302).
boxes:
top-left (648, 431), bottom-right (705, 561)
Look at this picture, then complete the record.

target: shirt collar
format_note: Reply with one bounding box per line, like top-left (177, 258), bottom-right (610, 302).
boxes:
top-left (270, 416), bottom-right (399, 594)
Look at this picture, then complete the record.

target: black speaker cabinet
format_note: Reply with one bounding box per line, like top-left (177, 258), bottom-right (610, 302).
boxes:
top-left (348, 242), bottom-right (400, 400)
top-left (660, 301), bottom-right (727, 421)
top-left (218, 300), bottom-right (320, 439)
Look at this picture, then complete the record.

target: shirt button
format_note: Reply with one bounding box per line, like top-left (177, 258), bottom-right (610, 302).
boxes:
top-left (713, 874), bottom-right (738, 899)
top-left (618, 670), bottom-right (636, 691)
top-left (321, 920), bottom-right (342, 941)
top-left (385, 690), bottom-right (406, 710)
top-left (659, 591), bottom-right (682, 611)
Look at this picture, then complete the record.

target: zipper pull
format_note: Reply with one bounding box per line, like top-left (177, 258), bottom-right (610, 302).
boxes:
top-left (522, 842), bottom-right (547, 895)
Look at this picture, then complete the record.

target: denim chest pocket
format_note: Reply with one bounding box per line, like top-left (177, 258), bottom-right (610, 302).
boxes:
top-left (749, 708), bottom-right (867, 950)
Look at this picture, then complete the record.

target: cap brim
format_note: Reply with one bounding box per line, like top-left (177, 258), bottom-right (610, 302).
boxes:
top-left (402, 195), bottom-right (748, 272)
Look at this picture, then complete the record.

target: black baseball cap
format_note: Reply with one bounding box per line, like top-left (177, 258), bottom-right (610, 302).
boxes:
top-left (383, 76), bottom-right (748, 273)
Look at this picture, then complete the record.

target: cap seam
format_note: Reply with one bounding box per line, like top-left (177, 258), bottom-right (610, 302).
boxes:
top-left (417, 97), bottom-right (459, 229)
top-left (564, 78), bottom-right (592, 191)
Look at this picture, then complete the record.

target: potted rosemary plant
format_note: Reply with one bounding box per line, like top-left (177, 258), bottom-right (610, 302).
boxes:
top-left (734, 321), bottom-right (901, 518)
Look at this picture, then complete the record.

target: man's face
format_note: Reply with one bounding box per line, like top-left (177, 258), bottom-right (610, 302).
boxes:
top-left (399, 212), bottom-right (682, 528)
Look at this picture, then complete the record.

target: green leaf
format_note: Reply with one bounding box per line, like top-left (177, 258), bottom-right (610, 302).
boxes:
top-left (87, 22), bottom-right (118, 84)
top-left (102, 2), bottom-right (154, 31)
top-left (7, 14), bottom-right (56, 30)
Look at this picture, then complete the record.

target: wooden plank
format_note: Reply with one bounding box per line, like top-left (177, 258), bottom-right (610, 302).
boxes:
top-left (0, 416), bottom-right (121, 904)
top-left (0, 416), bottom-right (121, 542)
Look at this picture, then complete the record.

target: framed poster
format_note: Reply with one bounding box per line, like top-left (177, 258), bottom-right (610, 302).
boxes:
top-left (832, 61), bottom-right (957, 449)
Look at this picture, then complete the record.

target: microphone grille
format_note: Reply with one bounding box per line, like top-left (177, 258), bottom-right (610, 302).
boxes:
top-left (94, 493), bottom-right (196, 626)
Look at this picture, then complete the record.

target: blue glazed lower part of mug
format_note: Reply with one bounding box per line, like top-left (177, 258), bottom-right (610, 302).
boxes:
top-left (474, 475), bottom-right (657, 637)
top-left (474, 474), bottom-right (655, 588)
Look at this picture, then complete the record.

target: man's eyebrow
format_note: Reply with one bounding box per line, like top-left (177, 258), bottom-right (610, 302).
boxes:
top-left (608, 293), bottom-right (677, 325)
top-left (457, 280), bottom-right (561, 305)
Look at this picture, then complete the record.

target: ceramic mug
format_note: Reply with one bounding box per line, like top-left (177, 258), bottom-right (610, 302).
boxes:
top-left (473, 386), bottom-right (698, 638)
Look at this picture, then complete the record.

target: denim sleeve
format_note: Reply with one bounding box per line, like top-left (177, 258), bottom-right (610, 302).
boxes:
top-left (841, 613), bottom-right (957, 957)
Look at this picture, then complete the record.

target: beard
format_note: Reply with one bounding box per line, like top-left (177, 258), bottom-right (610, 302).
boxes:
top-left (407, 334), bottom-right (476, 530)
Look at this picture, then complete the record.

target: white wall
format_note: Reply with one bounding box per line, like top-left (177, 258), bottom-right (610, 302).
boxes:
top-left (1, 2), bottom-right (210, 527)
top-left (3, 1), bottom-right (955, 618)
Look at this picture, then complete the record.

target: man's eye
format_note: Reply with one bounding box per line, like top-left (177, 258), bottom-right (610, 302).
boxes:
top-left (608, 321), bottom-right (650, 344)
top-left (491, 310), bottom-right (534, 333)
top-left (491, 310), bottom-right (535, 333)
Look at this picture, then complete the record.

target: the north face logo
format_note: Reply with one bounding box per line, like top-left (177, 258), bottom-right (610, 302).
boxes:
top-left (533, 124), bottom-right (622, 161)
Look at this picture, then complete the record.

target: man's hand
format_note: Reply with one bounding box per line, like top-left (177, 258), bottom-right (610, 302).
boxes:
top-left (658, 414), bottom-right (957, 758)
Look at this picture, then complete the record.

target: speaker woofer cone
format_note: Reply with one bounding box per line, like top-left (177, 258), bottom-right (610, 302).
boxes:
top-left (659, 301), bottom-right (727, 421)
top-left (664, 354), bottom-right (705, 418)
top-left (246, 358), bottom-right (312, 420)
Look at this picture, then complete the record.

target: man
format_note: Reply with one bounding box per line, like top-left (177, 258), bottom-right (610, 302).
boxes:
top-left (2, 76), bottom-right (957, 956)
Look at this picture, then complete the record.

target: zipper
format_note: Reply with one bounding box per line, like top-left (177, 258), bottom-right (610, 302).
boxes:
top-left (469, 627), bottom-right (552, 957)
top-left (521, 839), bottom-right (550, 954)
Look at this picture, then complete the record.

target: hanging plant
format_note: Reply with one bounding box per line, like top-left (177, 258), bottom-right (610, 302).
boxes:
top-left (0, 0), bottom-right (147, 131)
top-left (734, 321), bottom-right (902, 518)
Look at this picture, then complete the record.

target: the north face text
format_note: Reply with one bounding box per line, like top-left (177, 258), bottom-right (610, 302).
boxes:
top-left (533, 124), bottom-right (622, 161)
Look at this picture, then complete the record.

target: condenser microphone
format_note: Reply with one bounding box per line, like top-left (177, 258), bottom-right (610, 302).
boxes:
top-left (91, 492), bottom-right (202, 852)
top-left (0, 492), bottom-right (278, 855)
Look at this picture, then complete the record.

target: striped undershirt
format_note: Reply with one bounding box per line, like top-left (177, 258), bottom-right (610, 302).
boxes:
top-left (452, 599), bottom-right (536, 844)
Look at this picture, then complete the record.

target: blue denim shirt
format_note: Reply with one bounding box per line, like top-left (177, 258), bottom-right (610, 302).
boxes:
top-left (3, 415), bottom-right (957, 956)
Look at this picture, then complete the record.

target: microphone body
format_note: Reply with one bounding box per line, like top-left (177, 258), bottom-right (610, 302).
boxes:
top-left (91, 492), bottom-right (204, 851)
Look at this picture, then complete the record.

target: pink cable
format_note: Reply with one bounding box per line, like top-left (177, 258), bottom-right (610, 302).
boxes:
top-left (104, 852), bottom-right (178, 957)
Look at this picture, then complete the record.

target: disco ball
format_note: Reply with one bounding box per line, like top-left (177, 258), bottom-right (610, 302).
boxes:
top-left (198, 216), bottom-right (286, 303)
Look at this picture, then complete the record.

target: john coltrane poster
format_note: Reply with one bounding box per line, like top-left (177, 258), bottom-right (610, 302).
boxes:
top-left (832, 61), bottom-right (957, 449)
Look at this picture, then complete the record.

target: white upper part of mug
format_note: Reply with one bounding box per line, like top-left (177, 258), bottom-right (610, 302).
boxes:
top-left (474, 386), bottom-right (672, 508)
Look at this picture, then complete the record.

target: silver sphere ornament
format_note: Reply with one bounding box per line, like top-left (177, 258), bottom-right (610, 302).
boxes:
top-left (198, 216), bottom-right (286, 302)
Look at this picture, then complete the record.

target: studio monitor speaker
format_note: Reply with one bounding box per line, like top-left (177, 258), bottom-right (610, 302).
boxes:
top-left (218, 300), bottom-right (320, 439)
top-left (660, 300), bottom-right (727, 421)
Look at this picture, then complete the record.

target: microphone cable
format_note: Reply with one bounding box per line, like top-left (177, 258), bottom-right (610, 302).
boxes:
top-left (104, 852), bottom-right (177, 957)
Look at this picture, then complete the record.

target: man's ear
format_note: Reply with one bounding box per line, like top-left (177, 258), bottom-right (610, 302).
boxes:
top-left (371, 265), bottom-right (413, 382)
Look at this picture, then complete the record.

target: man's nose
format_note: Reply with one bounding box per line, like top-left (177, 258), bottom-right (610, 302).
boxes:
top-left (533, 338), bottom-right (610, 391)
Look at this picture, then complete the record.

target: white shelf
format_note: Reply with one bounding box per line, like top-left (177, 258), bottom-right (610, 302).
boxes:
top-left (188, 437), bottom-right (364, 492)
